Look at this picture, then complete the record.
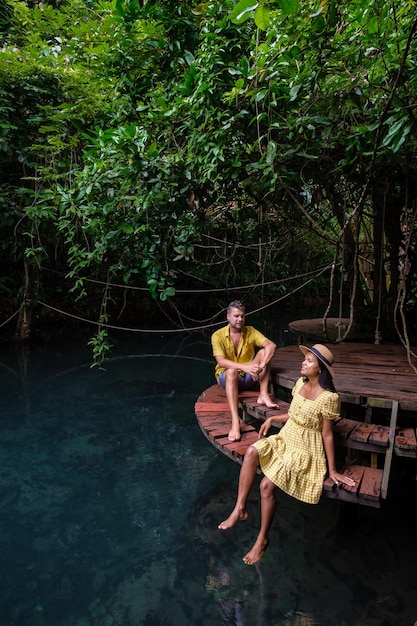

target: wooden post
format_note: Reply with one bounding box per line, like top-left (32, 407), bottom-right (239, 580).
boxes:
top-left (381, 400), bottom-right (399, 500)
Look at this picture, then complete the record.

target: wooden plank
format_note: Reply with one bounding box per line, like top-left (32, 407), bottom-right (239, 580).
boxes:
top-left (243, 400), bottom-right (289, 421)
top-left (207, 426), bottom-right (236, 438)
top-left (197, 409), bottom-right (230, 420)
top-left (233, 440), bottom-right (260, 460)
top-left (237, 391), bottom-right (261, 399)
top-left (322, 466), bottom-right (364, 496)
top-left (198, 418), bottom-right (232, 432)
top-left (369, 425), bottom-right (389, 447)
top-left (338, 392), bottom-right (362, 405)
top-left (288, 318), bottom-right (371, 342)
top-left (216, 431), bottom-right (259, 453)
top-left (323, 465), bottom-right (382, 507)
top-left (349, 422), bottom-right (374, 443)
top-left (381, 400), bottom-right (398, 500)
top-left (197, 411), bottom-right (231, 423)
top-left (210, 424), bottom-right (256, 439)
top-left (395, 427), bottom-right (417, 450)
top-left (334, 418), bottom-right (359, 439)
top-left (340, 465), bottom-right (365, 494)
top-left (359, 467), bottom-right (383, 502)
top-left (195, 401), bottom-right (231, 412)
top-left (323, 466), bottom-right (364, 505)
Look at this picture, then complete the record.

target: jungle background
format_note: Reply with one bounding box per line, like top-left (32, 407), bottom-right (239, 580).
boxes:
top-left (1, 0), bottom-right (417, 362)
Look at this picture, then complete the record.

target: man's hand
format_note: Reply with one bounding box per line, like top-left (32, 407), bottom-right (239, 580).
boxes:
top-left (245, 362), bottom-right (262, 380)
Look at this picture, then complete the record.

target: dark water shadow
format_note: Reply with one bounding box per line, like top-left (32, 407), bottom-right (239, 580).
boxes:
top-left (0, 326), bottom-right (416, 625)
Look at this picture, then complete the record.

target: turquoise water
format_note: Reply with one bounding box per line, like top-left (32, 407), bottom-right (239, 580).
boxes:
top-left (0, 331), bottom-right (416, 626)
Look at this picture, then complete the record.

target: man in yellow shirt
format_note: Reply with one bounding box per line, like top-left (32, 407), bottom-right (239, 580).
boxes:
top-left (211, 300), bottom-right (277, 441)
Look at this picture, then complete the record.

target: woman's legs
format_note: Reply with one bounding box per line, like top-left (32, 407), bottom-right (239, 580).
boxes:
top-left (243, 476), bottom-right (276, 565)
top-left (218, 445), bottom-right (259, 530)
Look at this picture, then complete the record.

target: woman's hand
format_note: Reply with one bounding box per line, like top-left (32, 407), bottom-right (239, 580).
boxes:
top-left (258, 418), bottom-right (272, 439)
top-left (329, 471), bottom-right (356, 488)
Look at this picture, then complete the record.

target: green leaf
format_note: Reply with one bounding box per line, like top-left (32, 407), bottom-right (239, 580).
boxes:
top-left (184, 50), bottom-right (195, 66)
top-left (278, 0), bottom-right (299, 15)
top-left (254, 6), bottom-right (270, 30)
top-left (289, 83), bottom-right (301, 101)
top-left (230, 0), bottom-right (259, 25)
top-left (266, 140), bottom-right (277, 165)
top-left (115, 0), bottom-right (125, 17)
top-left (160, 286), bottom-right (175, 301)
top-left (367, 17), bottom-right (379, 35)
top-left (382, 118), bottom-right (412, 153)
top-left (121, 223), bottom-right (134, 234)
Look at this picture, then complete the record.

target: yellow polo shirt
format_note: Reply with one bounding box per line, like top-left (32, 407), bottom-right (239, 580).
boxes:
top-left (211, 324), bottom-right (268, 380)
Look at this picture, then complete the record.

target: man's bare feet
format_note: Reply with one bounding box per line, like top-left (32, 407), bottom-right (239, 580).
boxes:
top-left (257, 395), bottom-right (278, 409)
top-left (228, 428), bottom-right (241, 442)
top-left (242, 537), bottom-right (269, 565)
top-left (218, 507), bottom-right (248, 530)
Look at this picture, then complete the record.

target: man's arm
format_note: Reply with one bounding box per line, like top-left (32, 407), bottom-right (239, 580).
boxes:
top-left (214, 354), bottom-right (261, 378)
top-left (257, 338), bottom-right (277, 369)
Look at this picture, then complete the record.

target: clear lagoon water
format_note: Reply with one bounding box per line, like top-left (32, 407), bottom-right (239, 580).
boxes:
top-left (0, 326), bottom-right (416, 626)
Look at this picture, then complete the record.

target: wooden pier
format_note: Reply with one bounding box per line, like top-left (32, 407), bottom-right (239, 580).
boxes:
top-left (288, 317), bottom-right (372, 343)
top-left (195, 342), bottom-right (417, 508)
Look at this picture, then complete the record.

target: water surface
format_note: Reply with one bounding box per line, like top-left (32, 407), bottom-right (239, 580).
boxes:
top-left (0, 331), bottom-right (416, 626)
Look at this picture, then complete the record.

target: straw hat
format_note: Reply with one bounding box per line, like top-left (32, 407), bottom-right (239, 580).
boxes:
top-left (299, 344), bottom-right (335, 378)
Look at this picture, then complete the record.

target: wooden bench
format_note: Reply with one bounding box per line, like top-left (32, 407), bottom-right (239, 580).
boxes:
top-left (195, 385), bottom-right (417, 509)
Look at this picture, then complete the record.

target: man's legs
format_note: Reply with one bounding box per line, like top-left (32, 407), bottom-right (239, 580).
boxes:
top-left (221, 368), bottom-right (244, 441)
top-left (252, 349), bottom-right (277, 408)
top-left (219, 351), bottom-right (277, 439)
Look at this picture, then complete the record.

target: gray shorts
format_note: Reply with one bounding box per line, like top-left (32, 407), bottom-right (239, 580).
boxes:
top-left (218, 371), bottom-right (257, 390)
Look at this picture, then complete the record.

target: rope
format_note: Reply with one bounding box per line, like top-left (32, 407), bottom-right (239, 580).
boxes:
top-left (39, 264), bottom-right (333, 293)
top-left (337, 199), bottom-right (347, 341)
top-left (35, 263), bottom-right (333, 334)
top-left (393, 204), bottom-right (417, 372)
top-left (374, 197), bottom-right (385, 345)
top-left (0, 306), bottom-right (23, 329)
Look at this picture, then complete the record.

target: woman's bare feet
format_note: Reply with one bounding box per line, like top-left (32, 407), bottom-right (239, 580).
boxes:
top-left (242, 537), bottom-right (269, 565)
top-left (257, 395), bottom-right (278, 409)
top-left (218, 507), bottom-right (248, 530)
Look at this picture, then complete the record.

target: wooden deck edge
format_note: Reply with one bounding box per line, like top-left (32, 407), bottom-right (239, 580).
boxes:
top-left (334, 418), bottom-right (416, 458)
top-left (195, 385), bottom-right (403, 508)
top-left (323, 466), bottom-right (383, 508)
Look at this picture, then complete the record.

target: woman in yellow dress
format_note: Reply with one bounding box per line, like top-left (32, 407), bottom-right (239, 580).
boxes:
top-left (218, 344), bottom-right (356, 565)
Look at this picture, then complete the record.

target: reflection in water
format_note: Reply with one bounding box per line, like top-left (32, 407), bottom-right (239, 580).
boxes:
top-left (0, 332), bottom-right (416, 626)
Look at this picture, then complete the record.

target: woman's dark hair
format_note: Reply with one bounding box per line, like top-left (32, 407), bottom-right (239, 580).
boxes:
top-left (303, 365), bottom-right (336, 393)
top-left (318, 367), bottom-right (336, 392)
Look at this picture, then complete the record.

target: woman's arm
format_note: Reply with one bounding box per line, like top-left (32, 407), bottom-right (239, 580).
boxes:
top-left (322, 419), bottom-right (356, 487)
top-left (258, 414), bottom-right (289, 438)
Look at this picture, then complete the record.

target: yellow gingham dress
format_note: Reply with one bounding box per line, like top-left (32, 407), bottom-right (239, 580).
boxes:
top-left (253, 377), bottom-right (340, 504)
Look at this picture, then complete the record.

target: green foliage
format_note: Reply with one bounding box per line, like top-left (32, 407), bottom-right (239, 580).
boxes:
top-left (1, 0), bottom-right (417, 356)
top-left (230, 0), bottom-right (298, 29)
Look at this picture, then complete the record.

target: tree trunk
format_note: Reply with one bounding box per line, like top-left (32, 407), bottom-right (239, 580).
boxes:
top-left (16, 257), bottom-right (32, 341)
